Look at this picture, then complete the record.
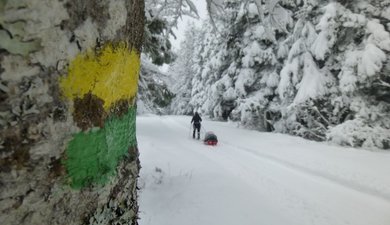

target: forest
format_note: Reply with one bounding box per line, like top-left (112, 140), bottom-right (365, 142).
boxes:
top-left (140, 0), bottom-right (390, 150)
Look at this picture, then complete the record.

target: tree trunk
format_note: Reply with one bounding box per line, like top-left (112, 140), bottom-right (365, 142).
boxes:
top-left (0, 0), bottom-right (144, 224)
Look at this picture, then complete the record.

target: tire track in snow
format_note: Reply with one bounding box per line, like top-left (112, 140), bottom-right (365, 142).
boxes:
top-left (222, 139), bottom-right (390, 203)
top-left (168, 137), bottom-right (360, 225)
top-left (197, 141), bottom-right (390, 225)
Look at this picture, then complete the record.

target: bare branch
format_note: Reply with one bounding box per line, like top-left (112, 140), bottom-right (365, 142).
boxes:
top-left (378, 78), bottom-right (390, 88)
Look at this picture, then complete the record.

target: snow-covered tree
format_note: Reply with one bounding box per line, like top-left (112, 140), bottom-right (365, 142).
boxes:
top-left (326, 1), bottom-right (390, 149)
top-left (169, 23), bottom-right (202, 115)
top-left (138, 55), bottom-right (174, 115)
top-left (143, 0), bottom-right (198, 65)
top-left (276, 1), bottom-right (338, 140)
top-left (140, 0), bottom-right (201, 114)
top-left (174, 1), bottom-right (295, 130)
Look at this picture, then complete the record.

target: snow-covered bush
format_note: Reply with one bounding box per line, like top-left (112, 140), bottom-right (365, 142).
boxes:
top-left (327, 119), bottom-right (390, 150)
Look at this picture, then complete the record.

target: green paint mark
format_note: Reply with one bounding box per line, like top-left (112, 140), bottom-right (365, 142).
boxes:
top-left (65, 107), bottom-right (137, 189)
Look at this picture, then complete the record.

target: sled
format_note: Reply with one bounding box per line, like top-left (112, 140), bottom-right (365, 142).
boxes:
top-left (203, 131), bottom-right (218, 146)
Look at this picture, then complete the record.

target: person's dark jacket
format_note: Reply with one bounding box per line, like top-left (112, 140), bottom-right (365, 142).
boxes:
top-left (191, 113), bottom-right (202, 125)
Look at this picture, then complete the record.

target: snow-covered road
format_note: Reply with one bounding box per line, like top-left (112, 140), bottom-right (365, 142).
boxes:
top-left (137, 115), bottom-right (390, 225)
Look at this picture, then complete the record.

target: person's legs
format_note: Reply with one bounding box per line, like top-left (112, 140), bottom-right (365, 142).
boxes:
top-left (196, 124), bottom-right (201, 139)
top-left (193, 124), bottom-right (196, 139)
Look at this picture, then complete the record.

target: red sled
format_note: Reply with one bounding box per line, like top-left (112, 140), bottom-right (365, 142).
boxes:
top-left (204, 132), bottom-right (218, 146)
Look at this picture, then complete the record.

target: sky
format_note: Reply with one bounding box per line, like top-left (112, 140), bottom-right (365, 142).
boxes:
top-left (159, 1), bottom-right (208, 73)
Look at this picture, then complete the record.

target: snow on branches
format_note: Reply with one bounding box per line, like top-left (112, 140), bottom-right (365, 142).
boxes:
top-left (165, 0), bottom-right (390, 149)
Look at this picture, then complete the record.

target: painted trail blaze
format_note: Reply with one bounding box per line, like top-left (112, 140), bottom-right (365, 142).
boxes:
top-left (61, 43), bottom-right (140, 188)
top-left (65, 108), bottom-right (137, 189)
top-left (61, 43), bottom-right (140, 110)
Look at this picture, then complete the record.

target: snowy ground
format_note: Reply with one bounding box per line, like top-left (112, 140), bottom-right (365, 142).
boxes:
top-left (137, 115), bottom-right (390, 225)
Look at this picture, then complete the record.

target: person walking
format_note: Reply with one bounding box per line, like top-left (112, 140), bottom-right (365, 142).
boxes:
top-left (191, 112), bottom-right (202, 139)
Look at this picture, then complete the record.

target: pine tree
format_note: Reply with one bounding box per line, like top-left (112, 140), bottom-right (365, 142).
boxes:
top-left (169, 23), bottom-right (202, 115)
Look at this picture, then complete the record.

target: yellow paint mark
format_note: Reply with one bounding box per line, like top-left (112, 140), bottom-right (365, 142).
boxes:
top-left (61, 43), bottom-right (140, 110)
